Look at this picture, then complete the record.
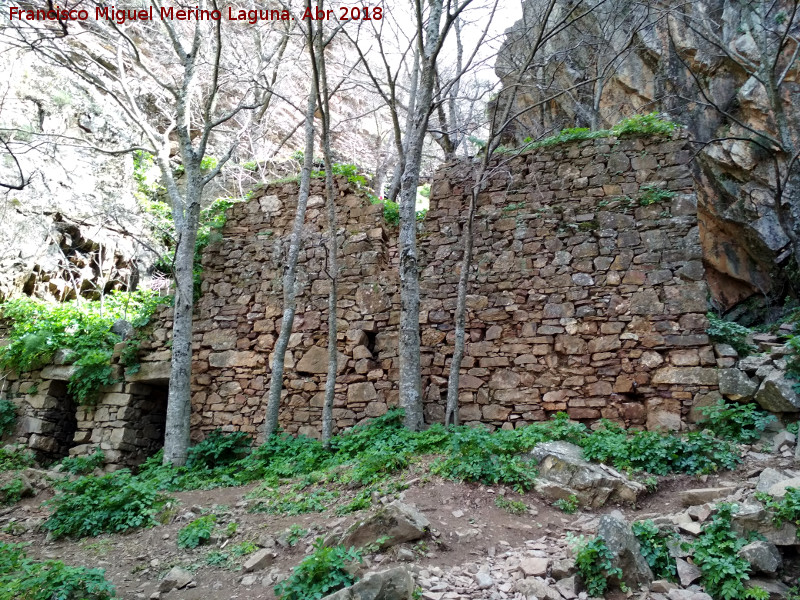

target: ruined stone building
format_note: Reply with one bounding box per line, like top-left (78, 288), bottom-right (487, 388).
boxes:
top-left (2, 133), bottom-right (723, 466)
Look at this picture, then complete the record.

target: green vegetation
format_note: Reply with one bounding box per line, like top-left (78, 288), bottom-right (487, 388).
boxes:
top-left (697, 400), bottom-right (775, 443)
top-left (692, 504), bottom-right (756, 600)
top-left (0, 446), bottom-right (33, 472)
top-left (274, 539), bottom-right (362, 600)
top-left (707, 313), bottom-right (756, 356)
top-left (43, 470), bottom-right (168, 539)
top-left (755, 487), bottom-right (800, 532)
top-left (286, 524), bottom-right (309, 546)
top-left (494, 496), bottom-right (529, 515)
top-left (632, 520), bottom-right (678, 580)
top-left (580, 419), bottom-right (740, 475)
top-left (0, 291), bottom-right (165, 405)
top-left (519, 113), bottom-right (678, 153)
top-left (0, 541), bottom-right (116, 600)
top-left (185, 429), bottom-right (252, 470)
top-left (574, 537), bottom-right (623, 596)
top-left (553, 494), bottom-right (579, 514)
top-left (0, 398), bottom-right (17, 437)
top-left (639, 184), bottom-right (676, 206)
top-left (38, 409), bottom-right (752, 539)
top-left (59, 449), bottom-right (106, 475)
top-left (177, 515), bottom-right (217, 549)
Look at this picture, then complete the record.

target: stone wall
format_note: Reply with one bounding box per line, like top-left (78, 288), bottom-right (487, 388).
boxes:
top-left (2, 132), bottom-right (723, 463)
top-left (143, 131), bottom-right (717, 441)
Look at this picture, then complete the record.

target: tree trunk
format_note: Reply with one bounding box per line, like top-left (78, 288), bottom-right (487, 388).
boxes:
top-left (317, 20), bottom-right (338, 449)
top-left (264, 73), bottom-right (318, 438)
top-left (444, 184), bottom-right (478, 426)
top-left (163, 175), bottom-right (201, 466)
top-left (396, 1), bottom-right (444, 431)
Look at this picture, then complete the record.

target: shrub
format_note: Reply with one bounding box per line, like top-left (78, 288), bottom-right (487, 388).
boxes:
top-left (755, 487), bottom-right (800, 531)
top-left (0, 292), bottom-right (165, 405)
top-left (0, 398), bottom-right (17, 437)
top-left (0, 445), bottom-right (34, 472)
top-left (59, 449), bottom-right (106, 476)
top-left (274, 539), bottom-right (362, 600)
top-left (632, 520), bottom-right (678, 580)
top-left (698, 400), bottom-right (776, 443)
top-left (0, 541), bottom-right (116, 600)
top-left (575, 537), bottom-right (623, 596)
top-left (186, 429), bottom-right (252, 470)
top-left (495, 496), bottom-right (529, 515)
top-left (707, 313), bottom-right (755, 356)
top-left (692, 503), bottom-right (753, 600)
top-left (43, 470), bottom-right (167, 538)
top-left (553, 495), bottom-right (579, 514)
top-left (1, 476), bottom-right (26, 506)
top-left (177, 515), bottom-right (217, 549)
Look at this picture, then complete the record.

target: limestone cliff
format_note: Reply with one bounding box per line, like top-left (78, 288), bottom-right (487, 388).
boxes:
top-left (495, 0), bottom-right (800, 310)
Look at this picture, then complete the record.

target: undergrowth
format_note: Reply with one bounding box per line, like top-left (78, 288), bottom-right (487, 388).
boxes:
top-left (0, 291), bottom-right (166, 405)
top-left (40, 409), bottom-right (751, 539)
top-left (274, 539), bottom-right (362, 600)
top-left (574, 536), bottom-right (623, 596)
top-left (0, 398), bottom-right (16, 438)
top-left (632, 520), bottom-right (679, 581)
top-left (0, 541), bottom-right (116, 600)
top-left (707, 313), bottom-right (756, 356)
top-left (518, 113), bottom-right (677, 154)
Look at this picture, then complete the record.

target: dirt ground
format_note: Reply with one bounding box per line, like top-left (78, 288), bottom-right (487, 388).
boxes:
top-left (5, 452), bottom-right (794, 600)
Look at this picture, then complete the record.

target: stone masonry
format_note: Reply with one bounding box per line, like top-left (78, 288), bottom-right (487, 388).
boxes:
top-left (2, 132), bottom-right (721, 462)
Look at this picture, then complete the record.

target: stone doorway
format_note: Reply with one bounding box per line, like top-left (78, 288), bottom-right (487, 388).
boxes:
top-left (125, 382), bottom-right (169, 465)
top-left (23, 380), bottom-right (78, 463)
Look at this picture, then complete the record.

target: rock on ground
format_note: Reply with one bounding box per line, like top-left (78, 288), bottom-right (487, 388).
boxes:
top-left (524, 441), bottom-right (645, 508)
top-left (321, 566), bottom-right (415, 600)
top-left (596, 510), bottom-right (653, 588)
top-left (341, 501), bottom-right (429, 551)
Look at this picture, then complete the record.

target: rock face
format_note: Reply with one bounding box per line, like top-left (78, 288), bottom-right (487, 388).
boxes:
top-left (495, 0), bottom-right (800, 308)
top-left (341, 502), bottom-right (429, 551)
top-left (525, 441), bottom-right (645, 508)
top-left (596, 511), bottom-right (653, 587)
top-left (321, 567), bottom-right (415, 600)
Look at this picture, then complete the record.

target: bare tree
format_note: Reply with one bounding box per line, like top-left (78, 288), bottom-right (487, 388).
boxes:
top-left (4, 0), bottom-right (291, 464)
top-left (263, 4), bottom-right (319, 438)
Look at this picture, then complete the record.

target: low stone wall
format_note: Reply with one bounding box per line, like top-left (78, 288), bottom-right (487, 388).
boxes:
top-left (1, 132), bottom-right (723, 464)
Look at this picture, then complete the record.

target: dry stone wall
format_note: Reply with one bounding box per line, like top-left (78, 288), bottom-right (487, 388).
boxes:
top-left (140, 132), bottom-right (719, 441)
top-left (2, 132), bottom-right (723, 462)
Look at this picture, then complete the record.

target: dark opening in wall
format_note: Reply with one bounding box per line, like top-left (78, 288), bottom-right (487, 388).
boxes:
top-left (126, 382), bottom-right (169, 465)
top-left (27, 380), bottom-right (78, 463)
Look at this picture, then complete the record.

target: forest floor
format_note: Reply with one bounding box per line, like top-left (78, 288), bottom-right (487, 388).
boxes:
top-left (3, 448), bottom-right (799, 600)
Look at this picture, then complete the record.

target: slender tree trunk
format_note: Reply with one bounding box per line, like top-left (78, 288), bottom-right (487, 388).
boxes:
top-left (317, 19), bottom-right (338, 449)
top-left (445, 184), bottom-right (478, 426)
top-left (163, 174), bottom-right (201, 466)
top-left (397, 1), bottom-right (444, 431)
top-left (264, 70), bottom-right (318, 438)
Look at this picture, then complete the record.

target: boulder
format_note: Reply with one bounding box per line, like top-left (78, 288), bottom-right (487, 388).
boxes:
top-left (243, 548), bottom-right (276, 572)
top-left (718, 368), bottom-right (758, 401)
top-left (596, 511), bottom-right (653, 588)
top-left (159, 566), bottom-right (193, 592)
top-left (745, 579), bottom-right (792, 600)
top-left (738, 354), bottom-right (773, 373)
top-left (679, 487), bottom-right (737, 506)
top-left (754, 371), bottom-right (800, 412)
top-left (767, 476), bottom-right (800, 498)
top-left (340, 501), bottom-right (429, 551)
top-left (772, 431), bottom-right (796, 452)
top-left (524, 441), bottom-right (645, 508)
top-left (756, 468), bottom-right (790, 492)
top-left (737, 540), bottom-right (782, 574)
top-left (321, 566), bottom-right (415, 600)
top-left (675, 558), bottom-right (701, 586)
top-left (731, 500), bottom-right (799, 546)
